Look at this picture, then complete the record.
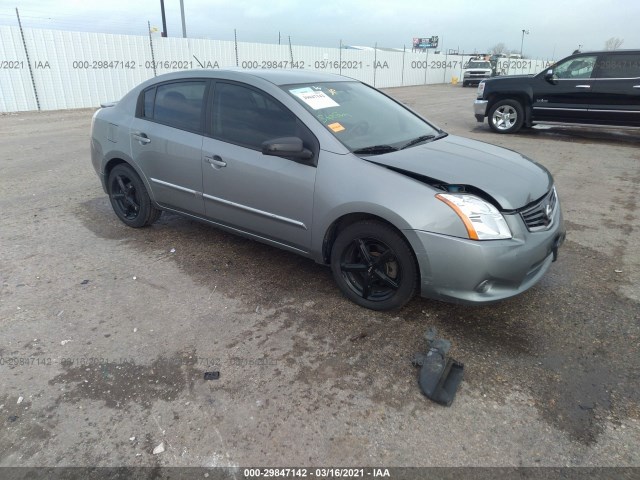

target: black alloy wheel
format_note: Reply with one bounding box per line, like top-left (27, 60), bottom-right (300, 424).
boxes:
top-left (330, 221), bottom-right (418, 310)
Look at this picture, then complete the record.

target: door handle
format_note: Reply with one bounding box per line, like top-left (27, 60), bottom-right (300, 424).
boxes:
top-left (575, 85), bottom-right (591, 89)
top-left (132, 132), bottom-right (151, 144)
top-left (205, 155), bottom-right (227, 168)
top-left (633, 85), bottom-right (640, 89)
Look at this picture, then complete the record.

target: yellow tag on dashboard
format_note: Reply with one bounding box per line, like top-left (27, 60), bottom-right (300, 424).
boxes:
top-left (328, 122), bottom-right (345, 132)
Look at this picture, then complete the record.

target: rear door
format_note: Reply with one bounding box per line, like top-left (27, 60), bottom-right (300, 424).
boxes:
top-left (532, 54), bottom-right (597, 123)
top-left (201, 81), bottom-right (318, 252)
top-left (130, 80), bottom-right (208, 215)
top-left (589, 53), bottom-right (640, 126)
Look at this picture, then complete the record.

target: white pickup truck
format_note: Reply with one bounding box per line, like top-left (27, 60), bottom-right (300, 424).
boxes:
top-left (462, 59), bottom-right (493, 87)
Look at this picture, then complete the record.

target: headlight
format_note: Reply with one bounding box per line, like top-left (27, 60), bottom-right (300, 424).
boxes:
top-left (463, 72), bottom-right (470, 77)
top-left (477, 82), bottom-right (486, 96)
top-left (436, 193), bottom-right (512, 240)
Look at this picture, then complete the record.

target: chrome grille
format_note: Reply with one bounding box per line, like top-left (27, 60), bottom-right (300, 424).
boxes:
top-left (520, 187), bottom-right (557, 232)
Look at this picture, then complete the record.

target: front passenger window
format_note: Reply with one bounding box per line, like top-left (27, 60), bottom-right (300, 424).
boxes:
top-left (554, 56), bottom-right (597, 79)
top-left (213, 83), bottom-right (298, 150)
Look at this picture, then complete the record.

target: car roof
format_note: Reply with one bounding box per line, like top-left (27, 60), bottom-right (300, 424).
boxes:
top-left (144, 68), bottom-right (354, 86)
top-left (576, 49), bottom-right (640, 55)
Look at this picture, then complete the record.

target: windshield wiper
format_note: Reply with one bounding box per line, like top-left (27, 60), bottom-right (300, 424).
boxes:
top-left (352, 145), bottom-right (398, 155)
top-left (400, 134), bottom-right (436, 150)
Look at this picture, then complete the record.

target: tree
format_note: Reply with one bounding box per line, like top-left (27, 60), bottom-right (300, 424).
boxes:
top-left (490, 42), bottom-right (507, 55)
top-left (604, 37), bottom-right (624, 50)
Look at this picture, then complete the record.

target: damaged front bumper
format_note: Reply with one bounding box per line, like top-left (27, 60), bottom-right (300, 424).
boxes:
top-left (405, 205), bottom-right (565, 304)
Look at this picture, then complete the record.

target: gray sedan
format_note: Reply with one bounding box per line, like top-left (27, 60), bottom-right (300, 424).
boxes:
top-left (91, 69), bottom-right (565, 310)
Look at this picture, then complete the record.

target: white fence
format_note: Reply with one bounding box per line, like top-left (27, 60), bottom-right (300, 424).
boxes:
top-left (0, 26), bottom-right (554, 112)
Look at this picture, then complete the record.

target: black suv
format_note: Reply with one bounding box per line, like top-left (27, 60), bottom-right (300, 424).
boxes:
top-left (474, 50), bottom-right (640, 133)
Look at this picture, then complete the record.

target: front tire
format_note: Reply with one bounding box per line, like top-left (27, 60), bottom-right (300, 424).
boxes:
top-left (107, 164), bottom-right (161, 228)
top-left (488, 99), bottom-right (524, 133)
top-left (330, 221), bottom-right (418, 310)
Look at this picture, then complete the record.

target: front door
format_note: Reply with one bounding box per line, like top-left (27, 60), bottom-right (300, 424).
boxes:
top-left (532, 55), bottom-right (597, 123)
top-left (201, 82), bottom-right (317, 252)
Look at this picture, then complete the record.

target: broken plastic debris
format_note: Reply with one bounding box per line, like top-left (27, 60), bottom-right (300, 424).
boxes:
top-left (152, 442), bottom-right (165, 454)
top-left (129, 436), bottom-right (136, 441)
top-left (80, 279), bottom-right (89, 285)
top-left (60, 339), bottom-right (71, 345)
top-left (412, 327), bottom-right (464, 407)
top-left (17, 397), bottom-right (23, 404)
top-left (170, 248), bottom-right (176, 253)
top-left (614, 269), bottom-right (623, 273)
top-left (133, 276), bottom-right (137, 280)
top-left (133, 328), bottom-right (138, 333)
top-left (204, 371), bottom-right (220, 380)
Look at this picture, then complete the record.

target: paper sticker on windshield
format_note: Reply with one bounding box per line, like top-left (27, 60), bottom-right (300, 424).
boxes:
top-left (290, 88), bottom-right (339, 110)
top-left (328, 122), bottom-right (345, 132)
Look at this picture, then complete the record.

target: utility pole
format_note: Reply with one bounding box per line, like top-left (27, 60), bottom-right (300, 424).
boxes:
top-left (160, 0), bottom-right (168, 37)
top-left (179, 0), bottom-right (187, 38)
top-left (520, 29), bottom-right (529, 56)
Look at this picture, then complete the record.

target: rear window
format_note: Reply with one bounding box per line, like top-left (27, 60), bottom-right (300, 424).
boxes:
top-left (140, 81), bottom-right (207, 132)
top-left (595, 54), bottom-right (640, 78)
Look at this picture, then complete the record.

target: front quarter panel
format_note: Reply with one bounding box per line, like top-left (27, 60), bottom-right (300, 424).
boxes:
top-left (311, 150), bottom-right (469, 261)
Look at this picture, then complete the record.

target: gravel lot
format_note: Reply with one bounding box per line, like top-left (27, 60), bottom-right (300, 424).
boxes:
top-left (1, 83), bottom-right (639, 468)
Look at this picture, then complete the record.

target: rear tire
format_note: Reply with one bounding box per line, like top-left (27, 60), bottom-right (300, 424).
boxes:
top-left (488, 99), bottom-right (524, 134)
top-left (107, 164), bottom-right (161, 228)
top-left (330, 221), bottom-right (418, 310)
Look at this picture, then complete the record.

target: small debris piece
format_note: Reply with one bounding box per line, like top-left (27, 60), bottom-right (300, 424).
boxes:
top-left (8, 415), bottom-right (18, 422)
top-left (152, 442), bottom-right (165, 455)
top-left (60, 339), bottom-right (71, 345)
top-left (204, 371), bottom-right (220, 380)
top-left (80, 279), bottom-right (90, 285)
top-left (133, 328), bottom-right (138, 333)
top-left (135, 453), bottom-right (142, 457)
top-left (129, 436), bottom-right (136, 441)
top-left (349, 332), bottom-right (367, 342)
top-left (169, 248), bottom-right (176, 253)
top-left (133, 276), bottom-right (137, 280)
top-left (614, 269), bottom-right (623, 273)
top-left (17, 397), bottom-right (23, 404)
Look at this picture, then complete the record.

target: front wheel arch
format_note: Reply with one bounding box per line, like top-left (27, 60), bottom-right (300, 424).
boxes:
top-left (329, 219), bottom-right (420, 310)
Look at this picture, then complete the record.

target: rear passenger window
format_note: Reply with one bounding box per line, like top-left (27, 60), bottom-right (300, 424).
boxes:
top-left (212, 83), bottom-right (298, 149)
top-left (595, 55), bottom-right (640, 78)
top-left (142, 88), bottom-right (155, 119)
top-left (150, 81), bottom-right (207, 131)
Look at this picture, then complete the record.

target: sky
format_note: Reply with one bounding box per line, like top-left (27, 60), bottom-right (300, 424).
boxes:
top-left (1, 0), bottom-right (638, 59)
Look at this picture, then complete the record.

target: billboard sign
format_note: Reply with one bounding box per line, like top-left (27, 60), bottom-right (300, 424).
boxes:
top-left (413, 36), bottom-right (439, 49)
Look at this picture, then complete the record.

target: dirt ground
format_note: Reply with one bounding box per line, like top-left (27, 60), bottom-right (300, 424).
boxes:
top-left (0, 84), bottom-right (639, 468)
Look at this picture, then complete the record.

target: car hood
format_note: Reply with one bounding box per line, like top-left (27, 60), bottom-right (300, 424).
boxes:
top-left (366, 135), bottom-right (553, 210)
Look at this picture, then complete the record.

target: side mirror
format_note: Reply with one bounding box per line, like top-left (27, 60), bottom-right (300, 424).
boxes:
top-left (261, 137), bottom-right (313, 160)
top-left (544, 69), bottom-right (558, 84)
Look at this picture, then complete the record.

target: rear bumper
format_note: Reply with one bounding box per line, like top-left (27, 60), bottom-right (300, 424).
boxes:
top-left (474, 99), bottom-right (488, 122)
top-left (406, 206), bottom-right (565, 305)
